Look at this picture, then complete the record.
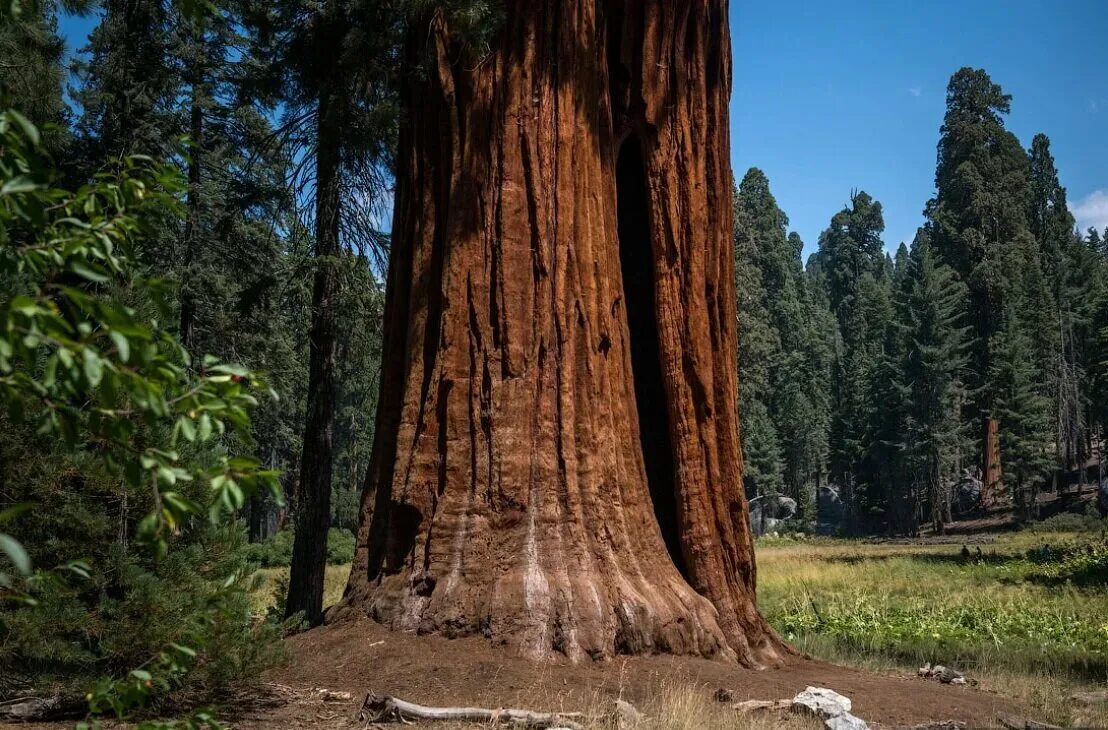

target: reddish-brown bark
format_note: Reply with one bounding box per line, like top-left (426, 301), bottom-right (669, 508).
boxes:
top-left (340, 0), bottom-right (785, 666)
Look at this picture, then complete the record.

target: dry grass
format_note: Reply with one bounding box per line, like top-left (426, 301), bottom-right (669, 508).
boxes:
top-left (633, 680), bottom-right (821, 730)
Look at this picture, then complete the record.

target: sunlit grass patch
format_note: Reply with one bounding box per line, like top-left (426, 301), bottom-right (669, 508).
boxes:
top-left (251, 563), bottom-right (351, 615)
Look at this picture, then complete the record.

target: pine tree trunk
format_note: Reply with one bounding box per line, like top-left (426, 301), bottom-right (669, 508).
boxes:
top-left (342, 1), bottom-right (785, 666)
top-left (179, 45), bottom-right (203, 350)
top-left (983, 417), bottom-right (1004, 507)
top-left (286, 89), bottom-right (342, 625)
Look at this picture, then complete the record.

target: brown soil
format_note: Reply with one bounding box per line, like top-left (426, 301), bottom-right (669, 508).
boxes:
top-left (225, 617), bottom-right (1027, 729)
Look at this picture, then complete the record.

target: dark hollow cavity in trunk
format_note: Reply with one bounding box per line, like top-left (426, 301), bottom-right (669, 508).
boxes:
top-left (615, 135), bottom-right (686, 581)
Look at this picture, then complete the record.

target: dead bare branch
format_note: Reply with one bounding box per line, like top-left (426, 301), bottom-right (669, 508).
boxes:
top-left (358, 693), bottom-right (585, 730)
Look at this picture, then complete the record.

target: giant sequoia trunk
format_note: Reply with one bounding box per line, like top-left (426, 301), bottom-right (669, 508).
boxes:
top-left (341, 0), bottom-right (785, 666)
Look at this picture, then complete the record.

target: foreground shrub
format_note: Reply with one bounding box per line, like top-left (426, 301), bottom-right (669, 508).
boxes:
top-left (0, 109), bottom-right (283, 718)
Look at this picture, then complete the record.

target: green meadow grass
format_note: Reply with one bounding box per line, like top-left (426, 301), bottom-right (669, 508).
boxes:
top-left (755, 530), bottom-right (1108, 725)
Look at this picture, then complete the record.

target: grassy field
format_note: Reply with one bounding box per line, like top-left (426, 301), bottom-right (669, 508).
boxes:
top-left (253, 524), bottom-right (1108, 725)
top-left (756, 527), bottom-right (1108, 726)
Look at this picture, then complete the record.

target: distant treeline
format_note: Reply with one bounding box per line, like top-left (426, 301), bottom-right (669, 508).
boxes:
top-left (734, 68), bottom-right (1108, 535)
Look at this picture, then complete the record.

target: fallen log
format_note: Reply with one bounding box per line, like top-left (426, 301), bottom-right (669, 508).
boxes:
top-left (358, 693), bottom-right (586, 730)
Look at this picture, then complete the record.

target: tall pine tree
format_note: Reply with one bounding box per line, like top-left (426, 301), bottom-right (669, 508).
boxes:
top-left (926, 67), bottom-right (1051, 504)
top-left (894, 236), bottom-right (972, 532)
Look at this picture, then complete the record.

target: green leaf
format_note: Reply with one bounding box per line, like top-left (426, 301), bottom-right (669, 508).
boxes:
top-left (169, 643), bottom-right (197, 658)
top-left (110, 331), bottom-right (130, 363)
top-left (43, 354), bottom-right (58, 388)
top-left (178, 416), bottom-right (196, 441)
top-left (82, 349), bottom-right (103, 387)
top-left (6, 110), bottom-right (40, 147)
top-left (0, 533), bottom-right (31, 575)
top-left (0, 175), bottom-right (39, 195)
top-left (70, 260), bottom-right (112, 284)
top-left (64, 560), bottom-right (91, 579)
top-left (198, 412), bottom-right (212, 440)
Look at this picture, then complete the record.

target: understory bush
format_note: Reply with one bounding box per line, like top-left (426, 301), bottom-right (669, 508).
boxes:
top-left (243, 527), bottom-right (355, 568)
top-left (1, 459), bottom-right (285, 701)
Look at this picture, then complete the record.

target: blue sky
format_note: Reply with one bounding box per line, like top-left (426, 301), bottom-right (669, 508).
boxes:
top-left (61, 3), bottom-right (1107, 258)
top-left (731, 0), bottom-right (1108, 258)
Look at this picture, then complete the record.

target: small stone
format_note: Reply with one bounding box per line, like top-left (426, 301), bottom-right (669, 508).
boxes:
top-left (713, 688), bottom-right (735, 703)
top-left (614, 699), bottom-right (644, 729)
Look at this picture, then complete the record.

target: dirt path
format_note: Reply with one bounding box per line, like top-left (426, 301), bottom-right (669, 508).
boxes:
top-left (229, 616), bottom-right (1027, 729)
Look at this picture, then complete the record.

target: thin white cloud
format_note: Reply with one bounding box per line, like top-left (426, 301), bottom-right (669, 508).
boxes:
top-left (908, 87), bottom-right (922, 97)
top-left (1070, 189), bottom-right (1108, 232)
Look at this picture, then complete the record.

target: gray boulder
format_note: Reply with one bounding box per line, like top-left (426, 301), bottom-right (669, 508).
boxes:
top-left (749, 494), bottom-right (798, 536)
top-left (953, 471), bottom-right (983, 514)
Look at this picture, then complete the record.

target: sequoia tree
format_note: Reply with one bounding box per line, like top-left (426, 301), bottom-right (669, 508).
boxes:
top-left (340, 1), bottom-right (785, 666)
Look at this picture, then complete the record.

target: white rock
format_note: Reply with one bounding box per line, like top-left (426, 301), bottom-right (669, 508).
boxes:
top-left (793, 686), bottom-right (853, 716)
top-left (792, 687), bottom-right (869, 730)
top-left (826, 711), bottom-right (870, 730)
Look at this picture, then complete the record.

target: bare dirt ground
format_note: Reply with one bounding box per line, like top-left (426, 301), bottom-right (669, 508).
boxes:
top-left (224, 616), bottom-right (1027, 729)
